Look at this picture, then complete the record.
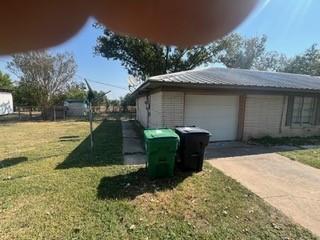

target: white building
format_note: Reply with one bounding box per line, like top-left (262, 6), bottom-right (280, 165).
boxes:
top-left (64, 99), bottom-right (88, 117)
top-left (0, 89), bottom-right (13, 115)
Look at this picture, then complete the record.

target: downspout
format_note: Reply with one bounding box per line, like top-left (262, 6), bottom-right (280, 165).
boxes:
top-left (279, 96), bottom-right (286, 134)
top-left (146, 95), bottom-right (150, 128)
top-left (183, 91), bottom-right (186, 126)
top-left (237, 95), bottom-right (246, 141)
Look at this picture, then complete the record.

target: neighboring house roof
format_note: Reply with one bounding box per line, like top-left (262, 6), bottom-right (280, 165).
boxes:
top-left (134, 67), bottom-right (320, 94)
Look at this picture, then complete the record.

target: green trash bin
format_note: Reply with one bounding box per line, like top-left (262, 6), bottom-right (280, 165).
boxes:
top-left (144, 129), bottom-right (179, 178)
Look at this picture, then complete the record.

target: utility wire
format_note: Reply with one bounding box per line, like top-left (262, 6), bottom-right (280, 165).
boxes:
top-left (75, 74), bottom-right (128, 91)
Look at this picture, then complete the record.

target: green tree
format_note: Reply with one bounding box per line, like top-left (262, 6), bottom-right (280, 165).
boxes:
top-left (0, 70), bottom-right (13, 89)
top-left (283, 44), bottom-right (320, 75)
top-left (13, 81), bottom-right (40, 106)
top-left (64, 82), bottom-right (87, 101)
top-left (46, 82), bottom-right (87, 106)
top-left (252, 51), bottom-right (288, 72)
top-left (95, 27), bottom-right (284, 83)
top-left (109, 99), bottom-right (120, 112)
top-left (216, 33), bottom-right (267, 69)
top-left (94, 25), bottom-right (224, 81)
top-left (91, 90), bottom-right (109, 106)
top-left (120, 93), bottom-right (135, 112)
top-left (7, 51), bottom-right (77, 117)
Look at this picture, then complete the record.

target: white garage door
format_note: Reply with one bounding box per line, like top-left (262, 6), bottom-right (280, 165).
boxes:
top-left (184, 95), bottom-right (239, 141)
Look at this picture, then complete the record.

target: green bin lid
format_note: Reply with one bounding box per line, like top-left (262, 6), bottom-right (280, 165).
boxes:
top-left (144, 128), bottom-right (179, 140)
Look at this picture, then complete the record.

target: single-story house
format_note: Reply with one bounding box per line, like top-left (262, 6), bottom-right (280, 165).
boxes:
top-left (134, 67), bottom-right (320, 141)
top-left (0, 89), bottom-right (13, 115)
top-left (64, 99), bottom-right (88, 117)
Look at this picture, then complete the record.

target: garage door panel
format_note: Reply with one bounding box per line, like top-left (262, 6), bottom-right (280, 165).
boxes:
top-left (185, 95), bottom-right (239, 141)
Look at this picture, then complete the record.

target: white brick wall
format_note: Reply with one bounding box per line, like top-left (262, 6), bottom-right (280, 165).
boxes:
top-left (161, 91), bottom-right (184, 128)
top-left (149, 92), bottom-right (162, 128)
top-left (136, 96), bottom-right (148, 127)
top-left (136, 91), bottom-right (184, 129)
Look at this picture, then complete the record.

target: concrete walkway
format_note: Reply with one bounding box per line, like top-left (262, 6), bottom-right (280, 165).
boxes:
top-left (207, 148), bottom-right (320, 237)
top-left (121, 120), bottom-right (146, 165)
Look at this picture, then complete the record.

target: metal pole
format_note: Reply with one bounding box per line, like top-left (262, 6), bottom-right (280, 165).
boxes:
top-left (89, 102), bottom-right (93, 151)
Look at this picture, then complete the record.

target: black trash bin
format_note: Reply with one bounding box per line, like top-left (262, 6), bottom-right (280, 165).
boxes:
top-left (175, 127), bottom-right (211, 172)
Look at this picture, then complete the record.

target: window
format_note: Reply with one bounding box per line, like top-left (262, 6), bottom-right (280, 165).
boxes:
top-left (286, 96), bottom-right (319, 126)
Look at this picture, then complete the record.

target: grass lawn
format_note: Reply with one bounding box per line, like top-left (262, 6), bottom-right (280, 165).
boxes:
top-left (280, 148), bottom-right (320, 169)
top-left (249, 136), bottom-right (320, 169)
top-left (0, 121), bottom-right (316, 239)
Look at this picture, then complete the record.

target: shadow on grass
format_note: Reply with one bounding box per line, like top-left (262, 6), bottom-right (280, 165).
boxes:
top-left (0, 157), bottom-right (28, 169)
top-left (97, 168), bottom-right (191, 200)
top-left (59, 135), bottom-right (81, 142)
top-left (59, 139), bottom-right (81, 142)
top-left (59, 135), bottom-right (80, 139)
top-left (56, 120), bottom-right (123, 169)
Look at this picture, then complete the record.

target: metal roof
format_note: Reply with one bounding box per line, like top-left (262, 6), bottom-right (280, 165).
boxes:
top-left (135, 67), bottom-right (320, 94)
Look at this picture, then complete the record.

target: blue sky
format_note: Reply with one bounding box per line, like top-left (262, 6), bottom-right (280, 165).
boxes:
top-left (0, 0), bottom-right (319, 99)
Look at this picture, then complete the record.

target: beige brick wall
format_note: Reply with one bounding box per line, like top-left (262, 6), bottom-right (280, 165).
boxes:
top-left (243, 95), bottom-right (283, 139)
top-left (149, 92), bottom-right (162, 128)
top-left (161, 91), bottom-right (184, 128)
top-left (136, 96), bottom-right (148, 128)
top-left (136, 91), bottom-right (184, 128)
top-left (243, 94), bottom-right (320, 140)
top-left (137, 91), bottom-right (320, 138)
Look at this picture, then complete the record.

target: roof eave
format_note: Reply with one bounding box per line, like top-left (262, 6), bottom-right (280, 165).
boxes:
top-left (134, 80), bottom-right (320, 95)
top-left (131, 81), bottom-right (152, 96)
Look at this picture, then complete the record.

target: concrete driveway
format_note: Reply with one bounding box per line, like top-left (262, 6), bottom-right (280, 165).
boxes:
top-left (206, 142), bottom-right (320, 237)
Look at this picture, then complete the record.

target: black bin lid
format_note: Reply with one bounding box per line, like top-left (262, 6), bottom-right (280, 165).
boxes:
top-left (175, 126), bottom-right (211, 135)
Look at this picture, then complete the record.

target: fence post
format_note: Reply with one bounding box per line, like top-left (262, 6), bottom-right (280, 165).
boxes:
top-left (53, 106), bottom-right (56, 121)
top-left (18, 107), bottom-right (21, 120)
top-left (29, 107), bottom-right (32, 119)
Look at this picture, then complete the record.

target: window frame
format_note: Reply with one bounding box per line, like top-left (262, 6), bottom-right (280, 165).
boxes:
top-left (286, 95), bottom-right (320, 127)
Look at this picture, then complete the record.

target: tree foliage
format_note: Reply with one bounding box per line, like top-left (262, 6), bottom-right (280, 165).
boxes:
top-left (217, 36), bottom-right (320, 75)
top-left (95, 26), bottom-right (289, 82)
top-left (0, 70), bottom-right (13, 90)
top-left (216, 34), bottom-right (267, 69)
top-left (7, 51), bottom-right (77, 109)
top-left (13, 81), bottom-right (41, 106)
top-left (283, 44), bottom-right (320, 75)
top-left (253, 51), bottom-right (288, 72)
top-left (64, 82), bottom-right (87, 101)
top-left (120, 93), bottom-right (135, 111)
top-left (91, 90), bottom-right (109, 106)
top-left (95, 24), bottom-right (320, 88)
top-left (94, 25), bottom-right (224, 81)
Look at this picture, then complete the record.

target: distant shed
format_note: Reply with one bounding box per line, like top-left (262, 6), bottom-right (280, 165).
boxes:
top-left (64, 99), bottom-right (87, 117)
top-left (0, 89), bottom-right (13, 115)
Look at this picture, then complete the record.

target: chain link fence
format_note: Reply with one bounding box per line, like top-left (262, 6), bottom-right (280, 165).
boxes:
top-left (0, 105), bottom-right (136, 122)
